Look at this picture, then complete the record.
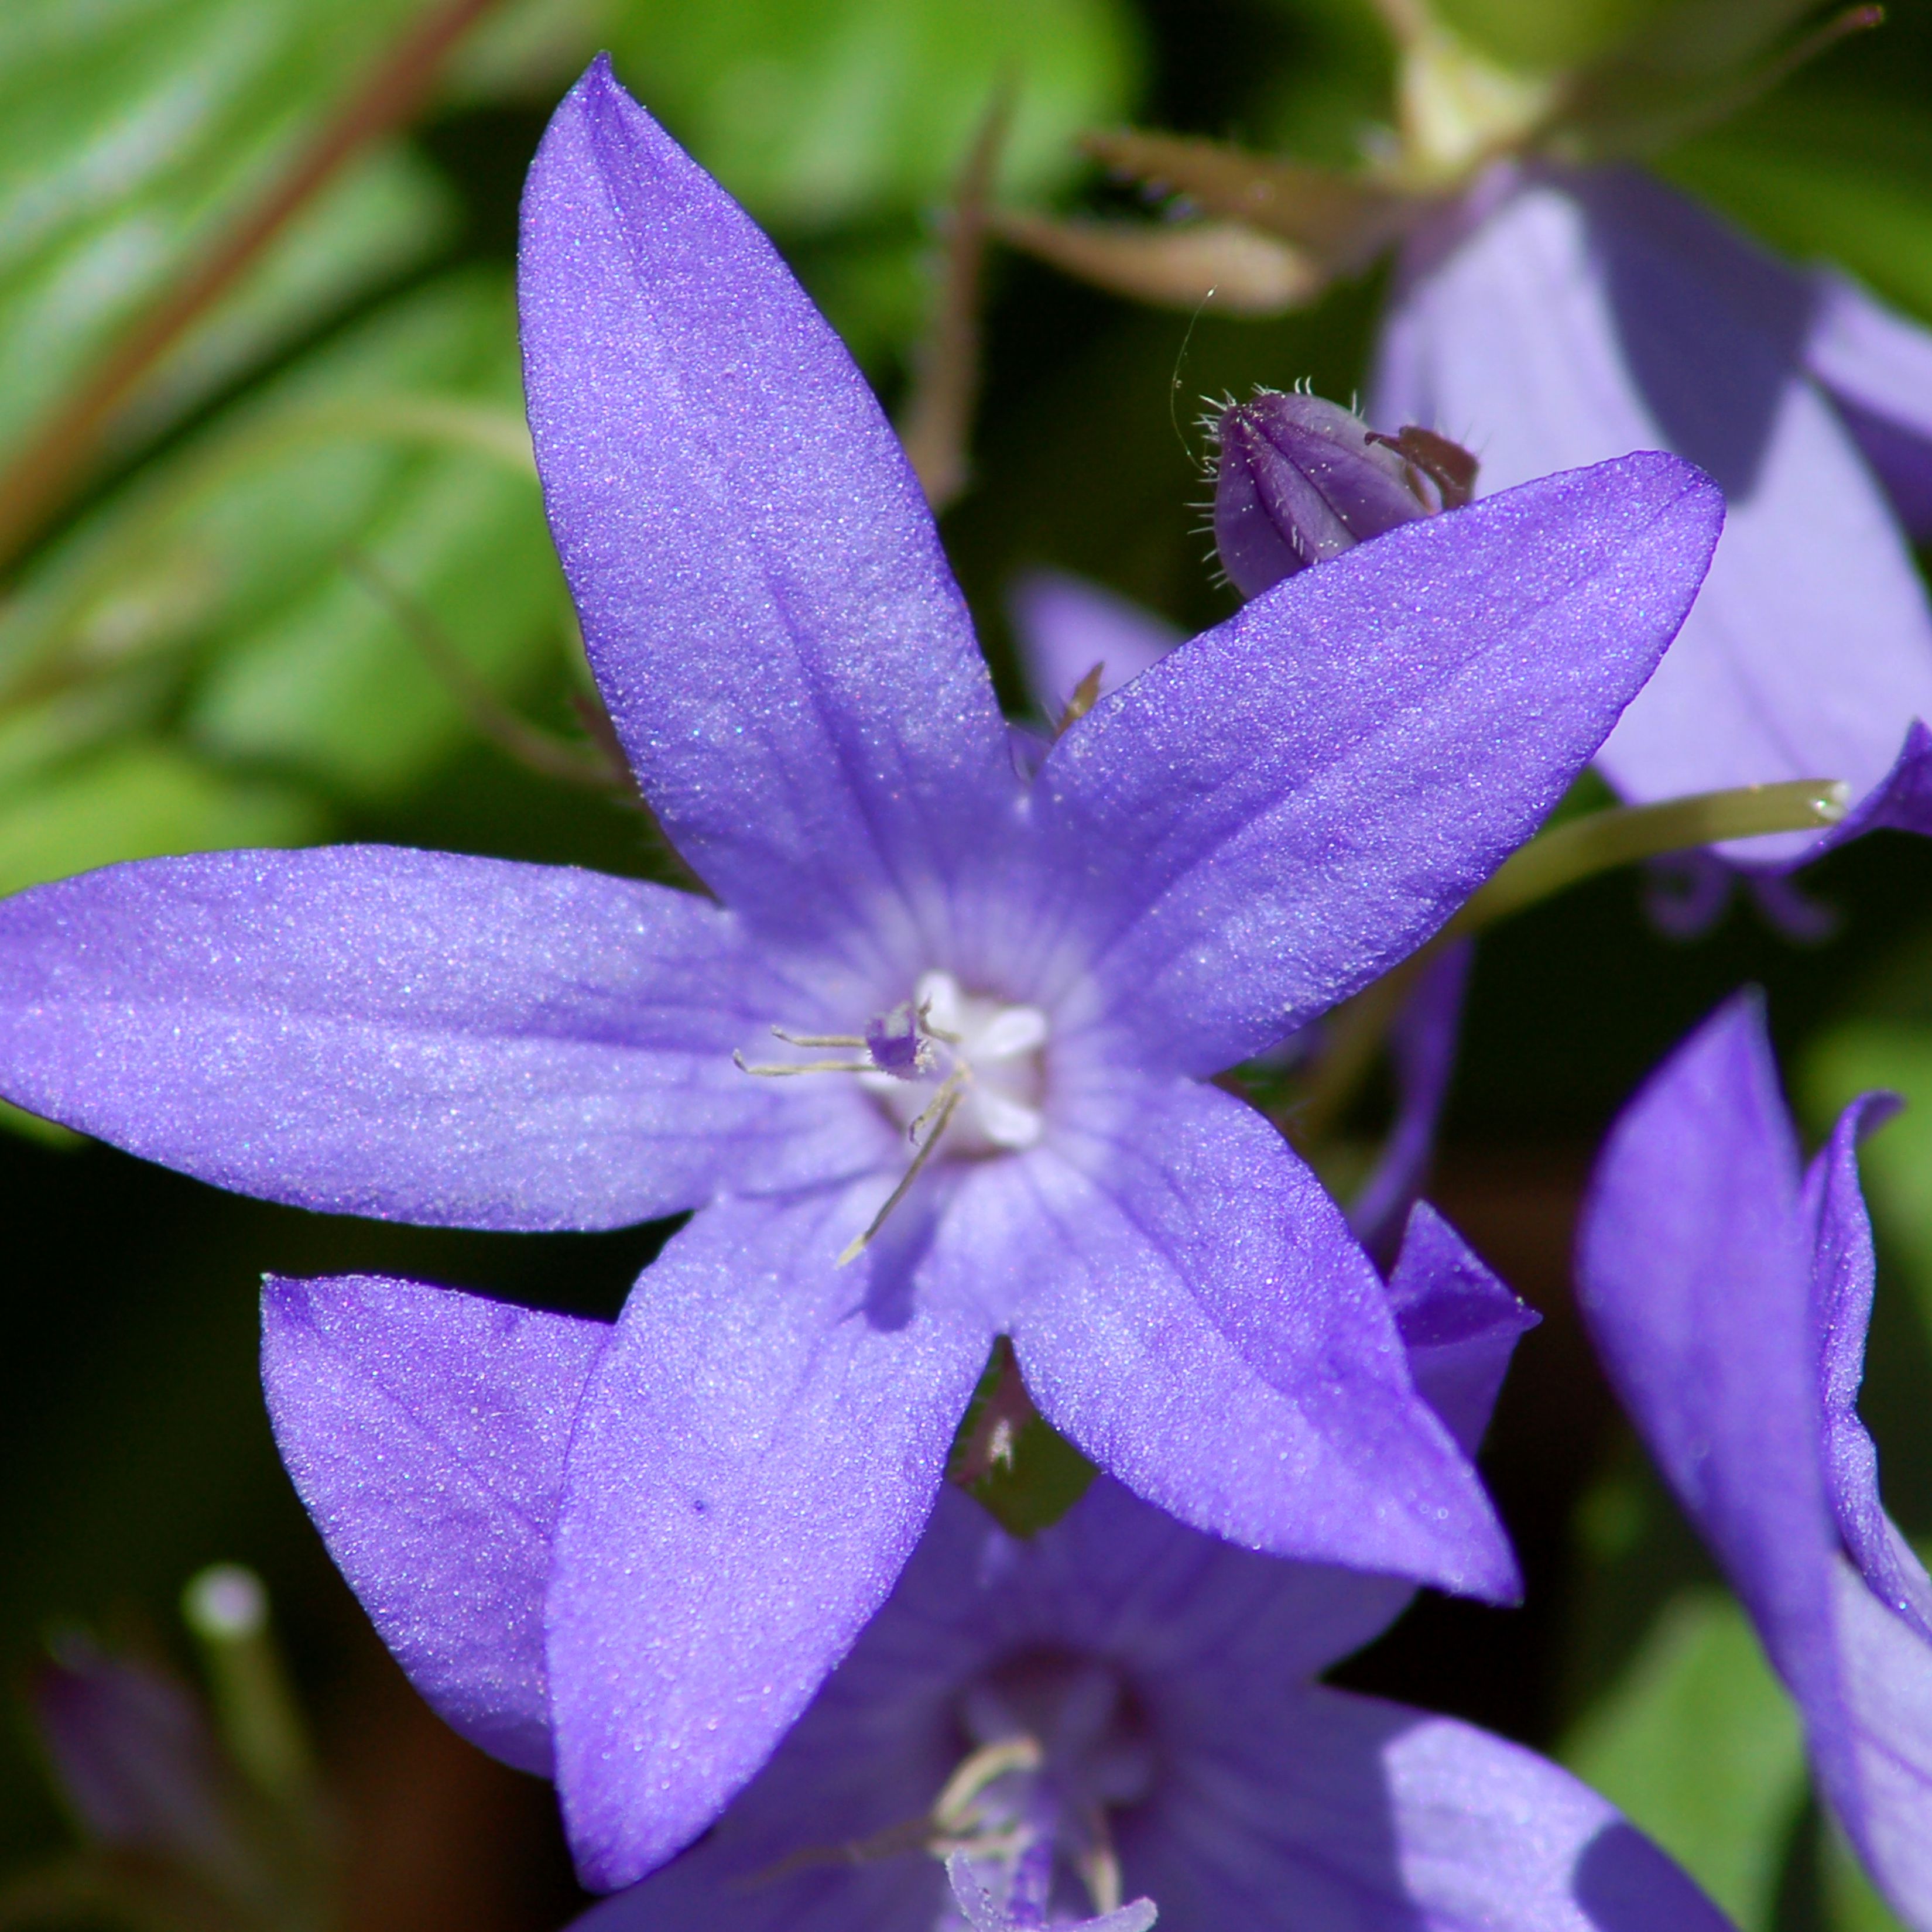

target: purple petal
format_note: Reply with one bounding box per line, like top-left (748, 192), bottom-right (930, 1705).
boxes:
top-left (1577, 995), bottom-right (1932, 1921)
top-left (1801, 718), bottom-right (1932, 860)
top-left (1807, 271), bottom-right (1932, 539)
top-left (1376, 170), bottom-right (1932, 859)
top-left (1032, 453), bottom-right (1719, 1074)
top-left (985, 1076), bottom-right (1519, 1599)
top-left (1824, 1559), bottom-right (1932, 1927)
top-left (0, 845), bottom-right (850, 1230)
top-left (1128, 1684), bottom-right (1734, 1932)
top-left (1577, 996), bottom-right (1841, 1701)
top-left (1801, 1096), bottom-right (1932, 1643)
top-left (262, 1274), bottom-right (607, 1775)
top-left (1347, 940), bottom-right (1472, 1258)
top-left (546, 1181), bottom-right (994, 1889)
top-left (1006, 570), bottom-right (1180, 720)
top-left (1386, 1198), bottom-right (1538, 1457)
top-left (519, 60), bottom-right (1018, 954)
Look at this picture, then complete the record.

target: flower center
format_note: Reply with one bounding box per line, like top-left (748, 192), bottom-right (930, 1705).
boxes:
top-left (734, 970), bottom-right (1050, 1263)
top-left (936, 1652), bottom-right (1156, 1930)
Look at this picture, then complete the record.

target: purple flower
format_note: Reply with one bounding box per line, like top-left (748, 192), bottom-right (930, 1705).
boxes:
top-left (1373, 163), bottom-right (1932, 865)
top-left (0, 59), bottom-right (1721, 1888)
top-left (263, 1203), bottom-right (1730, 1930)
top-left (1577, 995), bottom-right (1932, 1928)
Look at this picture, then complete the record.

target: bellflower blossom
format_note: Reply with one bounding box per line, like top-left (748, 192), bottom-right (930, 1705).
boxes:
top-left (1373, 164), bottom-right (1932, 863)
top-left (0, 59), bottom-right (1722, 1887)
top-left (264, 1198), bottom-right (1730, 1928)
top-left (1577, 995), bottom-right (1932, 1927)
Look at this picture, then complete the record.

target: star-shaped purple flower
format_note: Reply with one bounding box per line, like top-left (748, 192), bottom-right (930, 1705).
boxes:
top-left (263, 1204), bottom-right (1730, 1929)
top-left (1373, 163), bottom-right (1932, 865)
top-left (0, 58), bottom-right (1720, 1888)
top-left (1578, 995), bottom-right (1932, 1928)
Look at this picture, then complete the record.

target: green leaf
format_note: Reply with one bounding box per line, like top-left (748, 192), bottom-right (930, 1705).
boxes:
top-left (1562, 1585), bottom-right (1806, 1930)
top-left (0, 0), bottom-right (455, 458)
top-left (1663, 94), bottom-right (1932, 321)
top-left (604, 0), bottom-right (1144, 228)
top-left (0, 269), bottom-right (563, 809)
top-left (0, 742), bottom-right (321, 899)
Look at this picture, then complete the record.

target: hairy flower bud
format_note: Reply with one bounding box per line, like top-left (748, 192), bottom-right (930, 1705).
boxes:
top-left (1211, 390), bottom-right (1475, 598)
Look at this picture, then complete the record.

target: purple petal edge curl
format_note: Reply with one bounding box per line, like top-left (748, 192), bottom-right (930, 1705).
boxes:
top-left (518, 59), bottom-right (1017, 958)
top-left (0, 845), bottom-right (844, 1231)
top-left (547, 1180), bottom-right (994, 1890)
top-left (1802, 1095), bottom-right (1932, 1644)
top-left (262, 1275), bottom-right (607, 1776)
top-left (1032, 453), bottom-right (1721, 1075)
top-left (1578, 996), bottom-right (1932, 1928)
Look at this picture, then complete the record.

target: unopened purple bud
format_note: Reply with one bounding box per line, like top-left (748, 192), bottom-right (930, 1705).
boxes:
top-left (1212, 391), bottom-right (1463, 599)
top-left (32, 1637), bottom-right (245, 1879)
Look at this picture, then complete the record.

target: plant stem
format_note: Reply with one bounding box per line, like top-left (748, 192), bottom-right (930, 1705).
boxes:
top-left (0, 0), bottom-right (502, 574)
top-left (1290, 778), bottom-right (1848, 1145)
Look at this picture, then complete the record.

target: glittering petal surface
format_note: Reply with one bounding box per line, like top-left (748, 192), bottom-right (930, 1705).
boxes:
top-left (978, 1075), bottom-right (1519, 1599)
top-left (570, 1483), bottom-right (1718, 1932)
top-left (1803, 1097), bottom-right (1932, 1643)
top-left (1030, 454), bottom-right (1719, 1073)
top-left (261, 1274), bottom-right (606, 1776)
top-left (0, 846), bottom-right (832, 1229)
top-left (1806, 271), bottom-right (1932, 539)
top-left (1374, 170), bottom-right (1932, 854)
top-left (546, 1181), bottom-right (994, 1889)
top-left (1347, 942), bottom-right (1472, 1257)
top-left (1131, 1686), bottom-right (1733, 1932)
top-left (1577, 996), bottom-right (1932, 1927)
top-left (518, 60), bottom-right (1018, 954)
top-left (1006, 568), bottom-right (1181, 718)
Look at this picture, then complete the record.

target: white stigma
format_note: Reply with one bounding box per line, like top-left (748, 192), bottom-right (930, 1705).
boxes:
top-left (733, 968), bottom-right (1051, 1262)
top-left (860, 971), bottom-right (1048, 1153)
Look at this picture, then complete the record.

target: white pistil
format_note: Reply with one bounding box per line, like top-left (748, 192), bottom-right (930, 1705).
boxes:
top-left (734, 969), bottom-right (1050, 1261)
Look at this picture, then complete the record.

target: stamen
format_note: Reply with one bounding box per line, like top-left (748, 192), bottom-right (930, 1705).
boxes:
top-left (770, 1026), bottom-right (868, 1047)
top-left (932, 1735), bottom-right (1044, 1833)
top-left (838, 1085), bottom-right (964, 1265)
top-left (732, 1052), bottom-right (878, 1077)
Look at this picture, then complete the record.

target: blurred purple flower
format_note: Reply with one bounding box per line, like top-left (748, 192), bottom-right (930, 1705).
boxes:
top-left (1577, 994), bottom-right (1932, 1928)
top-left (0, 59), bottom-right (1722, 1889)
top-left (264, 1204), bottom-right (1728, 1930)
top-left (1375, 165), bottom-right (1932, 866)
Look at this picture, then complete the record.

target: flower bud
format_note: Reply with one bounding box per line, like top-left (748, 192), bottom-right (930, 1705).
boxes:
top-left (1211, 390), bottom-right (1474, 598)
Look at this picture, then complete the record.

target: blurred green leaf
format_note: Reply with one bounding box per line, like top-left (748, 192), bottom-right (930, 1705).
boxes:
top-left (605, 0), bottom-right (1143, 228)
top-left (1433, 0), bottom-right (1671, 76)
top-left (0, 0), bottom-right (458, 459)
top-left (0, 742), bottom-right (321, 899)
top-left (0, 268), bottom-right (561, 813)
top-left (1562, 1585), bottom-right (1806, 1930)
top-left (1823, 1818), bottom-right (1912, 1932)
top-left (1664, 94), bottom-right (1932, 321)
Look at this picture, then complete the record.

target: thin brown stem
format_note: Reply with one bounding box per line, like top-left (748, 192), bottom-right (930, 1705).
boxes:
top-left (0, 0), bottom-right (503, 574)
top-left (898, 85), bottom-right (1012, 513)
top-left (339, 550), bottom-right (622, 791)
